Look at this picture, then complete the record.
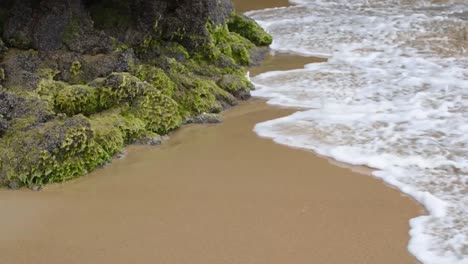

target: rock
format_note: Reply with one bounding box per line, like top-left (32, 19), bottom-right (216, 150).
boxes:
top-left (0, 49), bottom-right (42, 91)
top-left (79, 49), bottom-right (138, 83)
top-left (30, 184), bottom-right (42, 192)
top-left (116, 151), bottom-right (126, 159)
top-left (0, 39), bottom-right (7, 55)
top-left (0, 0), bottom-right (272, 188)
top-left (135, 133), bottom-right (163, 146)
top-left (0, 115), bottom-right (8, 136)
top-left (7, 180), bottom-right (20, 190)
top-left (217, 74), bottom-right (254, 100)
top-left (3, 0), bottom-right (112, 53)
top-left (0, 89), bottom-right (54, 125)
top-left (186, 113), bottom-right (224, 124)
top-left (0, 68), bottom-right (5, 80)
top-left (227, 13), bottom-right (273, 46)
top-left (2, 0), bottom-right (233, 54)
top-left (148, 135), bottom-right (163, 146)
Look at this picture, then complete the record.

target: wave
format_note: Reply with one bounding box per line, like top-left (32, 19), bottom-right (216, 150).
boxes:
top-left (247, 0), bottom-right (468, 263)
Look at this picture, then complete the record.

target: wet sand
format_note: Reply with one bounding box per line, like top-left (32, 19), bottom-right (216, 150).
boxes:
top-left (0, 66), bottom-right (421, 264)
top-left (233, 0), bottom-right (291, 12)
top-left (0, 1), bottom-right (422, 263)
top-left (249, 52), bottom-right (327, 76)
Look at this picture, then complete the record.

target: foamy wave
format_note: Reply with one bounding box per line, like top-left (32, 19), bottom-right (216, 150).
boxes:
top-left (248, 0), bottom-right (468, 263)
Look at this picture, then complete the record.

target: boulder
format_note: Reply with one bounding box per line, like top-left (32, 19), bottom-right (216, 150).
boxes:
top-left (186, 113), bottom-right (224, 124)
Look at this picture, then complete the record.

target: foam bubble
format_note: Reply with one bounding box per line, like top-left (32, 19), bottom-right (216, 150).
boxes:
top-left (249, 0), bottom-right (468, 262)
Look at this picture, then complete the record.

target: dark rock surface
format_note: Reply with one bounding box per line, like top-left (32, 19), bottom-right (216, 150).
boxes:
top-left (1, 0), bottom-right (234, 53)
top-left (0, 0), bottom-right (272, 188)
top-left (186, 113), bottom-right (224, 124)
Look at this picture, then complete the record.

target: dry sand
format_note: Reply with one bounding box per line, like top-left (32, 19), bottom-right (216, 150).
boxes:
top-left (0, 1), bottom-right (422, 263)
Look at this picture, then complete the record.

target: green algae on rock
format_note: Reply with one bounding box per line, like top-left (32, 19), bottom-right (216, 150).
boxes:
top-left (227, 12), bottom-right (273, 46)
top-left (0, 0), bottom-right (272, 188)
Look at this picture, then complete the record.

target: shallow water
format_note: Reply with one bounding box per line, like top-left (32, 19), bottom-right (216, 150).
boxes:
top-left (247, 0), bottom-right (468, 263)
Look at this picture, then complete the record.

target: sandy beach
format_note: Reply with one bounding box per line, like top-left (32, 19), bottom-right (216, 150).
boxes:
top-left (233, 0), bottom-right (290, 12)
top-left (0, 1), bottom-right (423, 263)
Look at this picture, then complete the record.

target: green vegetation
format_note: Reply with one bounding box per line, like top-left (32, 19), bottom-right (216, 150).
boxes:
top-left (0, 10), bottom-right (273, 188)
top-left (56, 85), bottom-right (98, 116)
top-left (62, 16), bottom-right (81, 44)
top-left (227, 12), bottom-right (273, 46)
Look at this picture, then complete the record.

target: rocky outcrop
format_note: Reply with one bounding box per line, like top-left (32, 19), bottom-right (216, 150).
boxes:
top-left (0, 0), bottom-right (272, 189)
top-left (186, 113), bottom-right (224, 124)
top-left (1, 0), bottom-right (235, 53)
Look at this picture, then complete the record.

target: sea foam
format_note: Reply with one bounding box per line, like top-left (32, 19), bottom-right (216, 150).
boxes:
top-left (247, 0), bottom-right (468, 263)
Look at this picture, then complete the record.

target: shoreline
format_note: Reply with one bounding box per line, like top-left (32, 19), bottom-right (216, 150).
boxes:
top-left (233, 0), bottom-right (424, 262)
top-left (0, 1), bottom-right (423, 263)
top-left (0, 96), bottom-right (422, 264)
top-left (233, 0), bottom-right (291, 12)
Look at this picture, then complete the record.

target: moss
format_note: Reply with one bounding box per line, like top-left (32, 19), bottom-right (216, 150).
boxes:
top-left (0, 88), bottom-right (55, 134)
top-left (90, 110), bottom-right (147, 156)
top-left (0, 115), bottom-right (109, 185)
top-left (0, 111), bottom-right (152, 186)
top-left (156, 41), bottom-right (190, 61)
top-left (91, 72), bottom-right (153, 109)
top-left (8, 116), bottom-right (40, 132)
top-left (0, 68), bottom-right (4, 80)
top-left (89, 72), bottom-right (183, 134)
top-left (134, 65), bottom-right (177, 97)
top-left (0, 3), bottom-right (274, 188)
top-left (177, 78), bottom-right (223, 115)
top-left (55, 85), bottom-right (99, 116)
top-left (217, 73), bottom-right (253, 99)
top-left (35, 69), bottom-right (63, 108)
top-left (227, 13), bottom-right (273, 46)
top-left (161, 58), bottom-right (195, 91)
top-left (70, 61), bottom-right (81, 75)
top-left (7, 33), bottom-right (31, 49)
top-left (70, 60), bottom-right (82, 76)
top-left (0, 38), bottom-right (7, 54)
top-left (136, 37), bottom-right (191, 64)
top-left (205, 23), bottom-right (254, 66)
top-left (62, 16), bottom-right (81, 44)
top-left (129, 89), bottom-right (182, 134)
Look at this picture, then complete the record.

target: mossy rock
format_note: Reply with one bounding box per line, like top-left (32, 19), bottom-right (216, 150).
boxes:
top-left (68, 60), bottom-right (85, 83)
top-left (177, 78), bottom-right (224, 115)
top-left (0, 88), bottom-right (55, 133)
top-left (88, 72), bottom-right (183, 134)
top-left (90, 110), bottom-right (147, 156)
top-left (217, 73), bottom-right (253, 99)
top-left (0, 38), bottom-right (8, 55)
top-left (90, 72), bottom-right (154, 108)
top-left (130, 91), bottom-right (182, 134)
top-left (0, 115), bottom-right (8, 136)
top-left (0, 0), bottom-right (272, 188)
top-left (227, 13), bottom-right (273, 46)
top-left (134, 65), bottom-right (177, 97)
top-left (209, 24), bottom-right (255, 66)
top-left (36, 69), bottom-right (67, 109)
top-left (0, 115), bottom-right (109, 185)
top-left (56, 85), bottom-right (99, 116)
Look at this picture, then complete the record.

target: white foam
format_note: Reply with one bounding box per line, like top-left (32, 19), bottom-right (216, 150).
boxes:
top-left (248, 0), bottom-right (468, 262)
